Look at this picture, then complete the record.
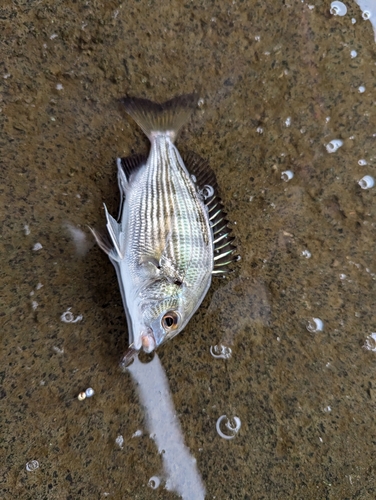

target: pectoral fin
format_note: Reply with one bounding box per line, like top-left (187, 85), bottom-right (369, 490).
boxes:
top-left (104, 204), bottom-right (125, 260)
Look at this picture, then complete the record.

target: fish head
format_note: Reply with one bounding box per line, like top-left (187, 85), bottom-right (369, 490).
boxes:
top-left (133, 291), bottom-right (189, 353)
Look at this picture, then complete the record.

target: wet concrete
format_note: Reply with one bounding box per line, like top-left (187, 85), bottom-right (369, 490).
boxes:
top-left (1, 0), bottom-right (376, 498)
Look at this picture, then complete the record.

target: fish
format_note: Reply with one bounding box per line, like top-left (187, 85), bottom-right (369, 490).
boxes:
top-left (91, 94), bottom-right (237, 366)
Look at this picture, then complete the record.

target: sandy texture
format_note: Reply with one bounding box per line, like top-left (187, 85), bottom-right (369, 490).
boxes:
top-left (1, 1), bottom-right (376, 498)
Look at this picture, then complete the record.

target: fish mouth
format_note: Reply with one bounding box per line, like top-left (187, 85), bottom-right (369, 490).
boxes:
top-left (141, 330), bottom-right (156, 353)
top-left (118, 328), bottom-right (157, 371)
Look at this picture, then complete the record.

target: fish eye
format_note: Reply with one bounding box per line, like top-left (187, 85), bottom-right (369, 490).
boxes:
top-left (161, 311), bottom-right (180, 331)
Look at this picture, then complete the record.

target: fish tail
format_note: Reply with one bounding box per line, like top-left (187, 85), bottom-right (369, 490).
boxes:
top-left (122, 93), bottom-right (199, 143)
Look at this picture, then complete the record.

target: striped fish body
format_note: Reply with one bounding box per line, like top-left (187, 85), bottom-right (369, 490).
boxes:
top-left (119, 134), bottom-right (213, 350)
top-left (91, 94), bottom-right (237, 363)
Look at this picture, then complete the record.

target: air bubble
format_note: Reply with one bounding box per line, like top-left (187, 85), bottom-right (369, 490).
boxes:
top-left (210, 344), bottom-right (232, 359)
top-left (330, 1), bottom-right (347, 16)
top-left (350, 50), bottom-right (357, 58)
top-left (363, 333), bottom-right (376, 352)
top-left (61, 308), bottom-right (83, 323)
top-left (256, 126), bottom-right (263, 134)
top-left (148, 476), bottom-right (161, 489)
top-left (358, 159), bottom-right (367, 166)
top-left (201, 184), bottom-right (215, 199)
top-left (281, 170), bottom-right (294, 182)
top-left (358, 175), bottom-right (374, 189)
top-left (306, 318), bottom-right (324, 333)
top-left (85, 387), bottom-right (94, 398)
top-left (56, 83), bottom-right (63, 90)
top-left (115, 435), bottom-right (124, 449)
top-left (301, 249), bottom-right (311, 258)
top-left (362, 10), bottom-right (371, 20)
top-left (216, 415), bottom-right (241, 440)
top-left (325, 139), bottom-right (343, 153)
top-left (358, 85), bottom-right (366, 93)
top-left (284, 117), bottom-right (291, 127)
top-left (26, 460), bottom-right (39, 472)
top-left (33, 242), bottom-right (43, 251)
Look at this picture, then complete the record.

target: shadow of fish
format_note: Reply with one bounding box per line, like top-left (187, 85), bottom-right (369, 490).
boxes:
top-left (91, 94), bottom-right (237, 367)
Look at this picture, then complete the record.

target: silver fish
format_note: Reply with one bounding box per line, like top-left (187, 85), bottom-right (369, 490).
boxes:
top-left (91, 94), bottom-right (236, 365)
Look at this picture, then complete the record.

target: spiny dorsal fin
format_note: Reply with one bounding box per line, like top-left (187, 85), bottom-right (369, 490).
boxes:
top-left (122, 93), bottom-right (199, 143)
top-left (182, 151), bottom-right (219, 193)
top-left (182, 151), bottom-right (239, 275)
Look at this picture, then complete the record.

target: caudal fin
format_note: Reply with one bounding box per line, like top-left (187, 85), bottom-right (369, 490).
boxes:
top-left (122, 93), bottom-right (199, 143)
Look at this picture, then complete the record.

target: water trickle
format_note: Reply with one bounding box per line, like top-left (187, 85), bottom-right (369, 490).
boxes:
top-left (358, 175), bottom-right (374, 189)
top-left (210, 344), bottom-right (232, 359)
top-left (330, 1), bottom-right (348, 16)
top-left (281, 170), bottom-right (294, 182)
top-left (216, 415), bottom-right (241, 440)
top-left (26, 460), bottom-right (39, 472)
top-left (306, 317), bottom-right (324, 333)
top-left (325, 139), bottom-right (343, 153)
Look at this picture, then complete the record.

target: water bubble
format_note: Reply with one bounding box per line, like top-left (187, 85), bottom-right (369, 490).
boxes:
top-left (210, 344), bottom-right (232, 360)
top-left (26, 460), bottom-right (39, 472)
top-left (358, 159), bottom-right (367, 166)
top-left (362, 10), bottom-right (371, 20)
top-left (330, 1), bottom-right (347, 16)
top-left (301, 249), bottom-right (311, 258)
top-left (306, 317), bottom-right (324, 333)
top-left (284, 116), bottom-right (291, 127)
top-left (325, 139), bottom-right (343, 153)
top-left (216, 415), bottom-right (241, 440)
top-left (132, 429), bottom-right (143, 438)
top-left (363, 333), bottom-right (376, 352)
top-left (358, 85), bottom-right (366, 93)
top-left (77, 392), bottom-right (86, 401)
top-left (85, 387), bottom-right (94, 398)
top-left (33, 242), bottom-right (43, 251)
top-left (201, 184), bottom-right (215, 199)
top-left (148, 476), bottom-right (161, 489)
top-left (115, 435), bottom-right (124, 449)
top-left (352, 17), bottom-right (356, 23)
top-left (256, 126), bottom-right (263, 134)
top-left (281, 170), bottom-right (294, 182)
top-left (61, 308), bottom-right (83, 323)
top-left (358, 175), bottom-right (374, 189)
top-left (197, 98), bottom-right (205, 108)
top-left (350, 50), bottom-right (357, 58)
top-left (56, 83), bottom-right (63, 90)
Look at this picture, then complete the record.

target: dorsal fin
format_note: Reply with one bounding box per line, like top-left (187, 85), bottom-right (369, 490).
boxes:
top-left (182, 151), bottom-right (239, 275)
top-left (182, 151), bottom-right (218, 193)
top-left (117, 154), bottom-right (147, 183)
top-left (122, 93), bottom-right (199, 143)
